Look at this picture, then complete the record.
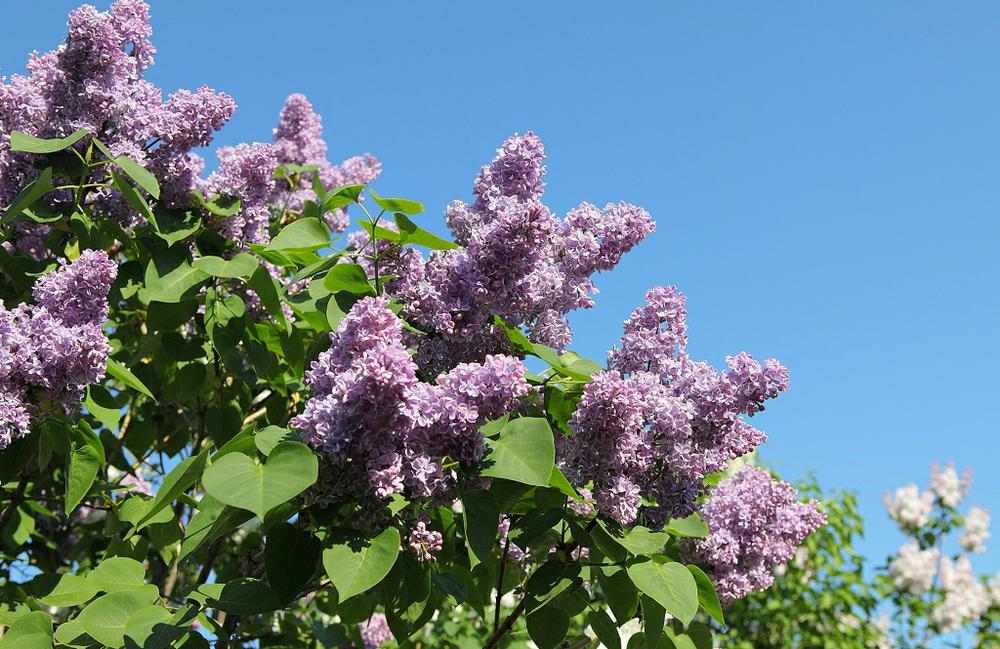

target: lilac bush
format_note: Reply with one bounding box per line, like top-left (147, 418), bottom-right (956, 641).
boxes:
top-left (0, 3), bottom-right (826, 648)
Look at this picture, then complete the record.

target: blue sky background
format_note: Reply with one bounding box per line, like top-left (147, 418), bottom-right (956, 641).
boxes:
top-left (6, 0), bottom-right (1000, 602)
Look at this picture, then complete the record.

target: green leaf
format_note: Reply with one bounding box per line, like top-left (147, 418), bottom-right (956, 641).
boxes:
top-left (114, 155), bottom-right (160, 198)
top-left (122, 604), bottom-right (172, 649)
top-left (179, 495), bottom-right (253, 561)
top-left (526, 605), bottom-right (570, 649)
top-left (265, 522), bottom-right (321, 605)
top-left (148, 207), bottom-right (201, 246)
top-left (83, 385), bottom-right (120, 432)
top-left (143, 247), bottom-right (209, 304)
top-left (462, 490), bottom-right (499, 563)
top-left (627, 558), bottom-right (698, 627)
top-left (64, 443), bottom-right (100, 514)
top-left (322, 527), bottom-right (400, 601)
top-left (548, 465), bottom-right (580, 501)
top-left (264, 217), bottom-right (330, 252)
top-left (0, 610), bottom-right (52, 649)
top-left (9, 129), bottom-right (89, 153)
top-left (34, 574), bottom-right (99, 608)
top-left (368, 188), bottom-right (423, 215)
top-left (192, 253), bottom-right (258, 279)
top-left (254, 426), bottom-right (291, 456)
top-left (106, 358), bottom-right (156, 400)
top-left (641, 594), bottom-right (666, 649)
top-left (481, 417), bottom-right (555, 487)
top-left (323, 183), bottom-right (365, 210)
top-left (686, 565), bottom-right (724, 625)
top-left (74, 587), bottom-right (159, 648)
top-left (193, 579), bottom-right (281, 615)
top-left (322, 263), bottom-right (374, 295)
top-left (136, 450), bottom-right (208, 529)
top-left (193, 190), bottom-right (241, 217)
top-left (596, 567), bottom-right (639, 625)
top-left (587, 609), bottom-right (621, 649)
top-left (2, 167), bottom-right (53, 224)
top-left (492, 314), bottom-right (534, 355)
top-left (663, 513), bottom-right (709, 538)
top-left (112, 170), bottom-right (155, 222)
top-left (617, 527), bottom-right (670, 556)
top-left (202, 442), bottom-right (318, 519)
top-left (85, 557), bottom-right (147, 592)
top-left (247, 265), bottom-right (289, 331)
top-left (394, 213), bottom-right (458, 250)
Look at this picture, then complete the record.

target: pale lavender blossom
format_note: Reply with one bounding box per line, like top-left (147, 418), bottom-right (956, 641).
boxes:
top-left (292, 297), bottom-right (529, 507)
top-left (932, 555), bottom-right (990, 633)
top-left (685, 466), bottom-right (826, 603)
top-left (202, 142), bottom-right (277, 245)
top-left (358, 613), bottom-right (392, 649)
top-left (33, 249), bottom-right (118, 326)
top-left (883, 484), bottom-right (934, 532)
top-left (889, 540), bottom-right (939, 595)
top-left (930, 461), bottom-right (970, 508)
top-left (389, 131), bottom-right (653, 373)
top-left (959, 505), bottom-right (990, 554)
top-left (407, 516), bottom-right (443, 562)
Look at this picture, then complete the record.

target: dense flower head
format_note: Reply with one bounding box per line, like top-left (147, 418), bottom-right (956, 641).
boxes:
top-left (292, 297), bottom-right (530, 509)
top-left (387, 131), bottom-right (653, 373)
top-left (33, 249), bottom-right (118, 326)
top-left (358, 613), bottom-right (392, 649)
top-left (202, 142), bottom-right (277, 245)
top-left (269, 93), bottom-right (382, 231)
top-left (930, 461), bottom-right (970, 508)
top-left (883, 484), bottom-right (934, 532)
top-left (889, 540), bottom-right (939, 595)
top-left (0, 0), bottom-right (235, 241)
top-left (0, 251), bottom-right (116, 448)
top-left (959, 505), bottom-right (990, 554)
top-left (407, 516), bottom-right (444, 562)
top-left (932, 555), bottom-right (990, 632)
top-left (685, 466), bottom-right (826, 603)
top-left (559, 286), bottom-right (789, 524)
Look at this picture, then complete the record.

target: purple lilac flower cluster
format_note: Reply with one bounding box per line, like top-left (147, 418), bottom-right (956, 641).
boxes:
top-left (407, 515), bottom-right (444, 562)
top-left (0, 250), bottom-right (117, 448)
top-left (387, 131), bottom-right (654, 373)
top-left (358, 613), bottom-right (392, 649)
top-left (271, 93), bottom-right (381, 232)
top-left (559, 286), bottom-right (790, 526)
top-left (684, 465), bottom-right (826, 603)
top-left (292, 296), bottom-right (530, 518)
top-left (201, 143), bottom-right (277, 246)
top-left (0, 0), bottom-right (235, 254)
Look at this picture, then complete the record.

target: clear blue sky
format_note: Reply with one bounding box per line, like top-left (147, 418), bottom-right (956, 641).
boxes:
top-left (6, 2), bottom-right (999, 582)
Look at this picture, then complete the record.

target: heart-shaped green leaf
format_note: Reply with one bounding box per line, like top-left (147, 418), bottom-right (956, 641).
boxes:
top-left (202, 442), bottom-right (318, 519)
top-left (322, 527), bottom-right (400, 602)
top-left (481, 417), bottom-right (555, 486)
top-left (627, 557), bottom-right (698, 626)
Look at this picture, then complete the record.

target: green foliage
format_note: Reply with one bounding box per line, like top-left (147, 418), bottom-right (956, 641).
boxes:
top-left (0, 129), bottom-right (727, 649)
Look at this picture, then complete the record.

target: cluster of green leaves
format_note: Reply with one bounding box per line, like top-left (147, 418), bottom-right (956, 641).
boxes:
top-left (0, 130), bottom-right (725, 649)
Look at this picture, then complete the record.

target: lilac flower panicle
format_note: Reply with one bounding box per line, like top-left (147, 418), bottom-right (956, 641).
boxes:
top-left (685, 466), bottom-right (826, 603)
top-left (0, 0), bottom-right (234, 239)
top-left (358, 613), bottom-right (392, 649)
top-left (269, 93), bottom-right (382, 231)
top-left (389, 131), bottom-right (653, 373)
top-left (560, 285), bottom-right (790, 523)
top-left (0, 251), bottom-right (116, 448)
top-left (293, 297), bottom-right (529, 508)
top-left (407, 516), bottom-right (444, 562)
top-left (202, 142), bottom-right (277, 245)
top-left (33, 249), bottom-right (118, 326)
